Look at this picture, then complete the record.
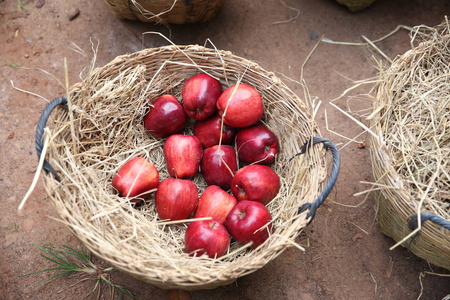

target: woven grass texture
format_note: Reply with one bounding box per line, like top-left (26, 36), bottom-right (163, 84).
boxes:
top-left (41, 45), bottom-right (329, 290)
top-left (369, 20), bottom-right (450, 270)
top-left (101, 0), bottom-right (223, 24)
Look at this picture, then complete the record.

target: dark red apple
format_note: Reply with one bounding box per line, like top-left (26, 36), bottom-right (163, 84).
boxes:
top-left (112, 157), bottom-right (159, 203)
top-left (216, 83), bottom-right (264, 128)
top-left (184, 219), bottom-right (230, 258)
top-left (224, 200), bottom-right (273, 249)
top-left (164, 134), bottom-right (203, 178)
top-left (231, 165), bottom-right (280, 205)
top-left (201, 145), bottom-right (238, 190)
top-left (236, 124), bottom-right (278, 165)
top-left (193, 114), bottom-right (236, 148)
top-left (182, 73), bottom-right (223, 120)
top-left (143, 95), bottom-right (187, 139)
top-left (155, 178), bottom-right (199, 221)
top-left (194, 185), bottom-right (238, 224)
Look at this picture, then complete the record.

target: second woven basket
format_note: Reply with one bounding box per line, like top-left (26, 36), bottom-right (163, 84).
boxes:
top-left (101, 0), bottom-right (223, 24)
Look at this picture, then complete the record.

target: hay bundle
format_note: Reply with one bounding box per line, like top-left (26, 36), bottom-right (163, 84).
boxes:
top-left (101, 0), bottom-right (223, 24)
top-left (38, 45), bottom-right (336, 289)
top-left (369, 20), bottom-right (450, 270)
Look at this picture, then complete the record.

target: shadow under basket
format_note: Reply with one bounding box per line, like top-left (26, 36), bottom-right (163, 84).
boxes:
top-left (36, 45), bottom-right (340, 290)
top-left (101, 0), bottom-right (223, 24)
top-left (369, 21), bottom-right (450, 270)
top-left (334, 0), bottom-right (376, 12)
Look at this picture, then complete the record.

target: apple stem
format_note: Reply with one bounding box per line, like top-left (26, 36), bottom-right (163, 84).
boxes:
top-left (208, 221), bottom-right (218, 229)
top-left (173, 168), bottom-right (178, 179)
top-left (237, 186), bottom-right (245, 198)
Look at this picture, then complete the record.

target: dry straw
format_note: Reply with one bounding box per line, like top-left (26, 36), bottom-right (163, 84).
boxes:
top-left (368, 19), bottom-right (450, 270)
top-left (101, 0), bottom-right (223, 24)
top-left (39, 45), bottom-right (330, 289)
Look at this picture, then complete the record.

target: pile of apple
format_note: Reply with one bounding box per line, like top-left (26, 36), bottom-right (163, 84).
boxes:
top-left (112, 73), bottom-right (281, 259)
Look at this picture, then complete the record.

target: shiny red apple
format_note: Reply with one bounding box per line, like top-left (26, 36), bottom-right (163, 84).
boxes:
top-left (194, 185), bottom-right (238, 224)
top-left (182, 73), bottom-right (223, 120)
top-left (112, 157), bottom-right (159, 203)
top-left (193, 114), bottom-right (236, 148)
top-left (184, 219), bottom-right (230, 258)
top-left (164, 134), bottom-right (203, 178)
top-left (231, 165), bottom-right (280, 206)
top-left (155, 178), bottom-right (199, 221)
top-left (143, 95), bottom-right (187, 139)
top-left (216, 83), bottom-right (264, 128)
top-left (201, 145), bottom-right (238, 190)
top-left (224, 200), bottom-right (273, 249)
top-left (236, 124), bottom-right (278, 165)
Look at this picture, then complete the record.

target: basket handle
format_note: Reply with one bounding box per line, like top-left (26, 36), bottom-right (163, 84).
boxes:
top-left (35, 96), bottom-right (68, 182)
top-left (409, 212), bottom-right (450, 231)
top-left (294, 137), bottom-right (341, 224)
top-left (407, 212), bottom-right (450, 250)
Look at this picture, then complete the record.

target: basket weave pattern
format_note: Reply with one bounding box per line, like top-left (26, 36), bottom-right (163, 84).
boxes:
top-left (102, 0), bottom-right (223, 24)
top-left (42, 45), bottom-right (329, 289)
top-left (369, 26), bottom-right (450, 270)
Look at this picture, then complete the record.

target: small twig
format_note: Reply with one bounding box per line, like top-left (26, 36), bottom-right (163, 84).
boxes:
top-left (325, 109), bottom-right (365, 146)
top-left (300, 35), bottom-right (323, 83)
top-left (156, 216), bottom-right (212, 226)
top-left (348, 222), bottom-right (369, 235)
top-left (10, 80), bottom-right (50, 102)
top-left (272, 0), bottom-right (300, 25)
top-left (370, 272), bottom-right (378, 294)
top-left (329, 102), bottom-right (380, 142)
top-left (362, 35), bottom-right (392, 63)
top-left (322, 25), bottom-right (413, 46)
top-left (18, 128), bottom-right (51, 212)
top-left (389, 166), bottom-right (439, 250)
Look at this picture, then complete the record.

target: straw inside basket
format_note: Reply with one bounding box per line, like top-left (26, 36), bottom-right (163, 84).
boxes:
top-left (42, 45), bottom-right (328, 289)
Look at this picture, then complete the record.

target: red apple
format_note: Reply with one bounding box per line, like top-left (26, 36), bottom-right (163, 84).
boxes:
top-left (235, 124), bottom-right (278, 165)
top-left (143, 95), bottom-right (187, 139)
top-left (112, 157), bottom-right (159, 203)
top-left (155, 178), bottom-right (199, 221)
top-left (194, 185), bottom-right (238, 224)
top-left (184, 219), bottom-right (230, 258)
top-left (193, 114), bottom-right (236, 148)
top-left (164, 134), bottom-right (203, 178)
top-left (224, 200), bottom-right (273, 249)
top-left (201, 145), bottom-right (238, 190)
top-left (216, 83), bottom-right (264, 128)
top-left (182, 73), bottom-right (223, 120)
top-left (231, 165), bottom-right (280, 205)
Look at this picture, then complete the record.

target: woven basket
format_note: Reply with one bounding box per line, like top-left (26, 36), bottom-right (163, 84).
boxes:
top-left (334, 0), bottom-right (376, 12)
top-left (35, 45), bottom-right (340, 290)
top-left (369, 22), bottom-right (450, 270)
top-left (101, 0), bottom-right (223, 24)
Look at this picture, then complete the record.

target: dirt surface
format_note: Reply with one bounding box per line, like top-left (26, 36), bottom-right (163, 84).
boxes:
top-left (1, 0), bottom-right (449, 299)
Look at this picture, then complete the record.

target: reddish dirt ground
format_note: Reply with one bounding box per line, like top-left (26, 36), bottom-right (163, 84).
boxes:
top-left (1, 0), bottom-right (449, 299)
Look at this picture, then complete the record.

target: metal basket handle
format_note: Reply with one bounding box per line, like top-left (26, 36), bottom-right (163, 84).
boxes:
top-left (35, 96), bottom-right (68, 182)
top-left (294, 137), bottom-right (341, 224)
top-left (407, 212), bottom-right (450, 250)
top-left (409, 212), bottom-right (450, 231)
